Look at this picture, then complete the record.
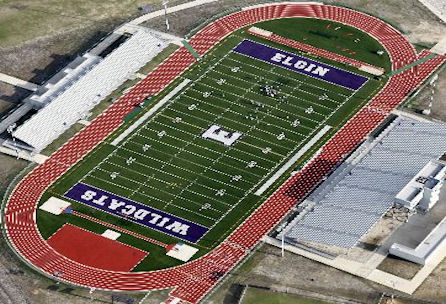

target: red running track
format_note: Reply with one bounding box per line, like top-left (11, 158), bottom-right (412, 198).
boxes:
top-left (4, 3), bottom-right (446, 304)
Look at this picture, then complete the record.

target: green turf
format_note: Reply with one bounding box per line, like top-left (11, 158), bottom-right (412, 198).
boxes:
top-left (36, 17), bottom-right (389, 272)
top-left (254, 18), bottom-right (391, 71)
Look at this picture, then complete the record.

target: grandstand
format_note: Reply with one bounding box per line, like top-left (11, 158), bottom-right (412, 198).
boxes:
top-left (5, 30), bottom-right (167, 152)
top-left (281, 117), bottom-right (446, 248)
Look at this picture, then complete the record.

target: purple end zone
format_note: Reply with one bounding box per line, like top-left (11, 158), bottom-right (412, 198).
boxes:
top-left (65, 183), bottom-right (209, 243)
top-left (233, 40), bottom-right (368, 90)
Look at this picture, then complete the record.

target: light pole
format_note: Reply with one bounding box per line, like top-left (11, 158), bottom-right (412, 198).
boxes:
top-left (162, 1), bottom-right (170, 31)
top-left (281, 233), bottom-right (285, 257)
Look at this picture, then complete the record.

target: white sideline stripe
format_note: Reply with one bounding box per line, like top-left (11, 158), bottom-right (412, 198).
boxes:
top-left (254, 125), bottom-right (332, 196)
top-left (111, 79), bottom-right (191, 146)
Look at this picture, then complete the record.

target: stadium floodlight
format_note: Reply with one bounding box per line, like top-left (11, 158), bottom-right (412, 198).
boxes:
top-left (162, 1), bottom-right (170, 31)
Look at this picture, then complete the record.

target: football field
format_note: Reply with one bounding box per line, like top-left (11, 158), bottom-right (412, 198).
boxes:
top-left (83, 48), bottom-right (354, 228)
top-left (37, 22), bottom-right (386, 271)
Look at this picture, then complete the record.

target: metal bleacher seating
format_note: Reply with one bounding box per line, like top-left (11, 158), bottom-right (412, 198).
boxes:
top-left (283, 118), bottom-right (446, 248)
top-left (11, 30), bottom-right (166, 152)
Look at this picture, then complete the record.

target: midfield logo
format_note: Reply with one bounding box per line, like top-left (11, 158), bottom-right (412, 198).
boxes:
top-left (202, 124), bottom-right (242, 146)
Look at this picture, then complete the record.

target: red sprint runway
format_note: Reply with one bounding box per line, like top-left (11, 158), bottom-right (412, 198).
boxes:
top-left (47, 224), bottom-right (148, 272)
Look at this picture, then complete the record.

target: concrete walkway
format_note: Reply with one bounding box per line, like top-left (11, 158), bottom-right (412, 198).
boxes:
top-left (0, 73), bottom-right (40, 91)
top-left (0, 146), bottom-right (48, 164)
top-left (431, 34), bottom-right (446, 55)
top-left (123, 0), bottom-right (219, 29)
top-left (391, 109), bottom-right (433, 122)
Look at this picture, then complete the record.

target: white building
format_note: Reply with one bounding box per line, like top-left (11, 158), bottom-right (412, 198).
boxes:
top-left (395, 160), bottom-right (446, 211)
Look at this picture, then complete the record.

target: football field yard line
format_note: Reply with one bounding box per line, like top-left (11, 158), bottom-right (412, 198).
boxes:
top-left (198, 81), bottom-right (327, 121)
top-left (97, 162), bottom-right (238, 206)
top-left (163, 65), bottom-right (272, 211)
top-left (117, 144), bottom-right (258, 186)
top-left (180, 88), bottom-right (308, 136)
top-left (207, 70), bottom-right (336, 112)
top-left (193, 82), bottom-right (323, 125)
top-left (181, 91), bottom-right (309, 138)
top-left (93, 165), bottom-right (233, 209)
top-left (74, 44), bottom-right (359, 234)
top-left (254, 125), bottom-right (332, 196)
top-left (164, 105), bottom-right (304, 145)
top-left (178, 93), bottom-right (314, 133)
top-left (205, 72), bottom-right (335, 112)
top-left (133, 130), bottom-right (275, 169)
top-left (110, 55), bottom-right (232, 206)
top-left (212, 66), bottom-right (344, 105)
top-left (148, 120), bottom-right (265, 178)
top-left (224, 55), bottom-right (350, 98)
top-left (133, 128), bottom-right (270, 172)
top-left (111, 78), bottom-right (192, 146)
top-left (154, 113), bottom-right (296, 153)
top-left (85, 174), bottom-right (221, 223)
top-left (105, 153), bottom-right (249, 193)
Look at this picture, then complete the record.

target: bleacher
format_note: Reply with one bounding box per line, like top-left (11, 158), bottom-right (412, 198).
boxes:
top-left (282, 117), bottom-right (446, 248)
top-left (11, 30), bottom-right (166, 152)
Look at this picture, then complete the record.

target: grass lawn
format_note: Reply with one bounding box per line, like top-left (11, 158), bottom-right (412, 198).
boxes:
top-left (0, 1), bottom-right (185, 47)
top-left (242, 288), bottom-right (331, 304)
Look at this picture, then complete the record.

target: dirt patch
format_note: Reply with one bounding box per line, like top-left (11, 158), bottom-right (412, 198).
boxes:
top-left (209, 244), bottom-right (386, 304)
top-left (377, 255), bottom-right (422, 280)
top-left (209, 244), bottom-right (446, 304)
top-left (0, 24), bottom-right (115, 84)
top-left (0, 100), bottom-right (14, 118)
top-left (430, 68), bottom-right (446, 121)
top-left (414, 257), bottom-right (446, 302)
top-left (405, 67), bottom-right (446, 122)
